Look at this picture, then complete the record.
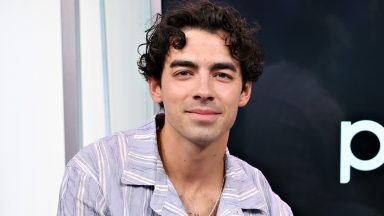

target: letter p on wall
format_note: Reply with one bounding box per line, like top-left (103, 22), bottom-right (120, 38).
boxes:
top-left (340, 120), bottom-right (384, 184)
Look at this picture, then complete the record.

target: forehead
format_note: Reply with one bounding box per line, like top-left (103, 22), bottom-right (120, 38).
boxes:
top-left (165, 28), bottom-right (239, 67)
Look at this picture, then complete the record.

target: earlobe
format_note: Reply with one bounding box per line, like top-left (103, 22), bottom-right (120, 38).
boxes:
top-left (148, 78), bottom-right (162, 104)
top-left (239, 82), bottom-right (252, 107)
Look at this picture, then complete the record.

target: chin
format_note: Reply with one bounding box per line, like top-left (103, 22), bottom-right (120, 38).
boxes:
top-left (186, 131), bottom-right (222, 148)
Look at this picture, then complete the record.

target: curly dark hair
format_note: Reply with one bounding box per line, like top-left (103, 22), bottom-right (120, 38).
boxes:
top-left (138, 0), bottom-right (264, 89)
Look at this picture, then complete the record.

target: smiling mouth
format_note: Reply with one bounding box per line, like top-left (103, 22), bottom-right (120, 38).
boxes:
top-left (186, 109), bottom-right (221, 123)
top-left (186, 109), bottom-right (220, 115)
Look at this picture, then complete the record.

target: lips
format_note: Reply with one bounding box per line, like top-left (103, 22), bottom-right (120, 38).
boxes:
top-left (186, 109), bottom-right (220, 115)
top-left (186, 108), bottom-right (221, 123)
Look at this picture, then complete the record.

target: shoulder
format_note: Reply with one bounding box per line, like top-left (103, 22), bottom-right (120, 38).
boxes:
top-left (228, 155), bottom-right (294, 215)
top-left (66, 129), bottom-right (137, 181)
top-left (65, 115), bottom-right (158, 181)
top-left (58, 118), bottom-right (159, 215)
top-left (227, 154), bottom-right (266, 183)
top-left (58, 130), bottom-right (138, 215)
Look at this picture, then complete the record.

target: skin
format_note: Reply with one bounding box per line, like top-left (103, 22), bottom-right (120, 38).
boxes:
top-left (148, 28), bottom-right (252, 215)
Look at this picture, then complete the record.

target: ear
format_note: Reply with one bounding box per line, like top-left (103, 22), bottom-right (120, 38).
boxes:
top-left (238, 81), bottom-right (252, 107)
top-left (148, 77), bottom-right (162, 104)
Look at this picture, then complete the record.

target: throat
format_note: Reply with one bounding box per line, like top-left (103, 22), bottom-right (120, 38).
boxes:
top-left (156, 125), bottom-right (227, 215)
top-left (180, 177), bottom-right (225, 216)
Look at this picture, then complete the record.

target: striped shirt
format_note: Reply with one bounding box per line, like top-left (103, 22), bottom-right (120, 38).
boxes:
top-left (57, 114), bottom-right (293, 215)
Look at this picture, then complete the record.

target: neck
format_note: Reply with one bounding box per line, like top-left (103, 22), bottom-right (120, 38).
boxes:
top-left (157, 120), bottom-right (227, 215)
top-left (157, 123), bottom-right (227, 191)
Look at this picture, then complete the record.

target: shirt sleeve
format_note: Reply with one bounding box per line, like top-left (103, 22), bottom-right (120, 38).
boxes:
top-left (57, 166), bottom-right (109, 216)
top-left (255, 168), bottom-right (294, 216)
top-left (270, 192), bottom-right (293, 215)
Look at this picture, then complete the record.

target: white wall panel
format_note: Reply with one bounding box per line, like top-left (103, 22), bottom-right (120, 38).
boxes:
top-left (79, 0), bottom-right (109, 145)
top-left (79, 0), bottom-right (158, 147)
top-left (0, 0), bottom-right (65, 215)
top-left (104, 0), bottom-right (155, 133)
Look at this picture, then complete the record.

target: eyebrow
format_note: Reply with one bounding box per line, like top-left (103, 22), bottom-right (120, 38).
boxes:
top-left (169, 60), bottom-right (198, 69)
top-left (209, 62), bottom-right (237, 72)
top-left (169, 60), bottom-right (237, 72)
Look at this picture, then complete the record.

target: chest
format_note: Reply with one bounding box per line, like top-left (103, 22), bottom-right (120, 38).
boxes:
top-left (106, 185), bottom-right (266, 216)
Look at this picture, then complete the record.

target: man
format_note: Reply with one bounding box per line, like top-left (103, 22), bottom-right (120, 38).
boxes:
top-left (57, 1), bottom-right (292, 215)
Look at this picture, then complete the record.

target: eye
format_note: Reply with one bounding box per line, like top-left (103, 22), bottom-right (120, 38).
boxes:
top-left (175, 70), bottom-right (191, 76)
top-left (173, 70), bottom-right (193, 80)
top-left (214, 72), bottom-right (233, 80)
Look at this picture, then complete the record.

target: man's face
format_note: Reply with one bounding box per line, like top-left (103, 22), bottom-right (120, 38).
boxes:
top-left (149, 28), bottom-right (252, 147)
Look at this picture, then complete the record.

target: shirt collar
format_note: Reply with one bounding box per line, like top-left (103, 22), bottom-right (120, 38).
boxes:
top-left (120, 114), bottom-right (268, 214)
top-left (120, 114), bottom-right (163, 186)
top-left (120, 114), bottom-right (169, 214)
top-left (219, 152), bottom-right (268, 214)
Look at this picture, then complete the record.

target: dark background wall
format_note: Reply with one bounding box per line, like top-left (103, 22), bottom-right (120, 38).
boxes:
top-left (162, 1), bottom-right (384, 215)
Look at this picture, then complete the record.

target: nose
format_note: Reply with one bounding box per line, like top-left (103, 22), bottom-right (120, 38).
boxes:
top-left (193, 73), bottom-right (214, 102)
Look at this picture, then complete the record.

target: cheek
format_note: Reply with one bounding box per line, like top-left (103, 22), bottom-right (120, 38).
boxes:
top-left (161, 86), bottom-right (186, 111)
top-left (224, 103), bottom-right (240, 130)
top-left (220, 94), bottom-right (241, 118)
top-left (221, 89), bottom-right (242, 107)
